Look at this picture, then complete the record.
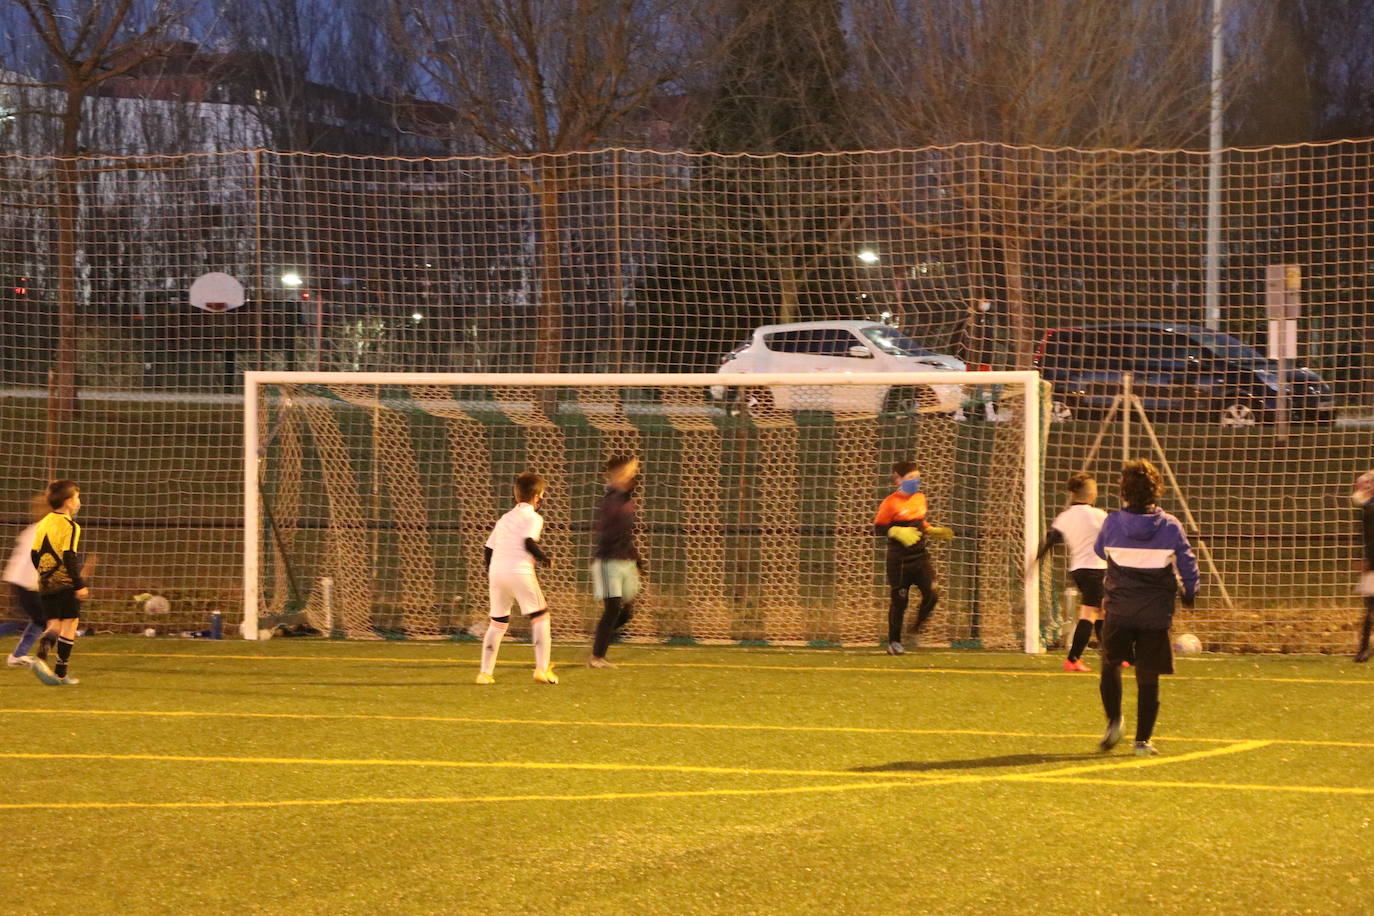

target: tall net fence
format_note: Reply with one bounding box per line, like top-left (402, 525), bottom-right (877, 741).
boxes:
top-left (1, 141), bottom-right (1371, 649)
top-left (248, 374), bottom-right (1036, 648)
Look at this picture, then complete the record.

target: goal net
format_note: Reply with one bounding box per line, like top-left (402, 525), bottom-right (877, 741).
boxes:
top-left (244, 371), bottom-right (1045, 650)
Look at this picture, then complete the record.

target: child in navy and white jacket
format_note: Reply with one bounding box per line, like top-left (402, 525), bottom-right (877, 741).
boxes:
top-left (1092, 459), bottom-right (1199, 757)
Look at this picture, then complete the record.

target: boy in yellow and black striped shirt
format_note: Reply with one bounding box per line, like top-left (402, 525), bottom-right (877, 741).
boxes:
top-left (30, 479), bottom-right (87, 686)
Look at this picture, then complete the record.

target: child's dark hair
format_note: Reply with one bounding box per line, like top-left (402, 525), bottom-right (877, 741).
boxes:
top-left (604, 455), bottom-right (636, 475)
top-left (892, 460), bottom-right (919, 478)
top-left (515, 472), bottom-right (546, 503)
top-left (1066, 472), bottom-right (1095, 496)
top-left (1119, 460), bottom-right (1162, 510)
top-left (46, 479), bottom-right (79, 510)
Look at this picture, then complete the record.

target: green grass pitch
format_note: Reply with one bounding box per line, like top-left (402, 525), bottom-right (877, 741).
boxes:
top-left (4, 639), bottom-right (1373, 915)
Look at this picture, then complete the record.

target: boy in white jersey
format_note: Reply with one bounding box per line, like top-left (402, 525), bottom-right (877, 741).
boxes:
top-left (477, 472), bottom-right (558, 685)
top-left (1031, 473), bottom-right (1108, 672)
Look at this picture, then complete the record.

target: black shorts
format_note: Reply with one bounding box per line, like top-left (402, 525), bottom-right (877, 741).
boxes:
top-left (39, 589), bottom-right (81, 623)
top-left (1101, 618), bottom-right (1173, 675)
top-left (887, 552), bottom-right (937, 595)
top-left (11, 585), bottom-right (44, 626)
top-left (1069, 569), bottom-right (1105, 609)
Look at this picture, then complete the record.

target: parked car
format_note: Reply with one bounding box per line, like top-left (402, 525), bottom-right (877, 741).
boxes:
top-left (713, 320), bottom-right (966, 414)
top-left (1035, 322), bottom-right (1336, 426)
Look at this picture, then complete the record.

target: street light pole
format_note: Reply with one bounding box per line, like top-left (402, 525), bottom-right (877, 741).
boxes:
top-left (1204, 0), bottom-right (1224, 330)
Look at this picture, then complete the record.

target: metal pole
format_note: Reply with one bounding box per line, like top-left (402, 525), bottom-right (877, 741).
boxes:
top-left (1076, 395), bottom-right (1123, 474)
top-left (1130, 393), bottom-right (1236, 609)
top-left (1276, 348), bottom-right (1289, 441)
top-left (1204, 0), bottom-right (1224, 329)
top-left (1023, 375), bottom-right (1043, 654)
top-left (1122, 372), bottom-right (1132, 463)
top-left (243, 373), bottom-right (261, 639)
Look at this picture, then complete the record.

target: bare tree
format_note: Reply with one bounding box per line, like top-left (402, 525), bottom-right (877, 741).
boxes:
top-left (844, 0), bottom-right (1272, 367)
top-left (5, 0), bottom-right (191, 417)
top-left (386, 0), bottom-right (696, 373)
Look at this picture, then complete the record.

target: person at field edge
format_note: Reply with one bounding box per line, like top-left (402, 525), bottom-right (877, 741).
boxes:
top-left (1350, 470), bottom-right (1374, 663)
top-left (1093, 460), bottom-right (1198, 756)
top-left (1031, 473), bottom-right (1108, 672)
top-left (873, 461), bottom-right (954, 655)
top-left (587, 456), bottom-right (642, 669)
top-left (5, 494), bottom-right (49, 668)
top-left (477, 472), bottom-right (558, 686)
top-left (30, 480), bottom-right (89, 686)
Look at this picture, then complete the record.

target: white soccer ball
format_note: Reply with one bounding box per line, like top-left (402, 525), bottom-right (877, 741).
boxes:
top-left (1174, 633), bottom-right (1203, 655)
top-left (143, 627), bottom-right (157, 637)
top-left (144, 594), bottom-right (170, 615)
top-left (258, 628), bottom-right (274, 641)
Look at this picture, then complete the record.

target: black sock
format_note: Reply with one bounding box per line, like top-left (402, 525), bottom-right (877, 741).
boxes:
top-left (615, 601), bottom-right (634, 631)
top-left (592, 598), bottom-right (622, 658)
top-left (1099, 664), bottom-right (1123, 722)
top-left (1360, 603), bottom-right (1374, 653)
top-left (1135, 677), bottom-right (1160, 743)
top-left (1068, 619), bottom-right (1093, 662)
top-left (1093, 619), bottom-right (1104, 645)
top-left (888, 588), bottom-right (909, 644)
top-left (37, 634), bottom-right (55, 660)
top-left (54, 636), bottom-right (74, 679)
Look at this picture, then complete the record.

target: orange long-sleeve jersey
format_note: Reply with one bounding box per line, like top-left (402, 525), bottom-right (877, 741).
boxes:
top-left (874, 491), bottom-right (931, 558)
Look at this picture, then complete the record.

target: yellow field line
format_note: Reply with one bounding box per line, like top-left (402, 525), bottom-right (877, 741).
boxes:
top-left (4, 742), bottom-right (1372, 809)
top-left (75, 650), bottom-right (1374, 687)
top-left (0, 707), bottom-right (1201, 743)
top-left (3, 707), bottom-right (1372, 749)
top-left (0, 750), bottom-right (952, 782)
top-left (1027, 775), bottom-right (1374, 797)
top-left (1014, 740), bottom-right (1274, 780)
top-left (0, 780), bottom-right (917, 811)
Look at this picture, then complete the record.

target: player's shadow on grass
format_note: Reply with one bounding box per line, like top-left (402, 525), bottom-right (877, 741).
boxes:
top-left (852, 752), bottom-right (1100, 773)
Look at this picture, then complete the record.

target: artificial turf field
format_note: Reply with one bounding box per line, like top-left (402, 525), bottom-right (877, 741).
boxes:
top-left (4, 639), bottom-right (1373, 915)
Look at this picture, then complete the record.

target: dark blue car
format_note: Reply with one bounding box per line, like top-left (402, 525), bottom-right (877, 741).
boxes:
top-left (1035, 322), bottom-right (1336, 426)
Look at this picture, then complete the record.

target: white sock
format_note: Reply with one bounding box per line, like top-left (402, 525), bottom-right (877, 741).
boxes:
top-left (481, 620), bottom-right (508, 675)
top-left (531, 614), bottom-right (551, 671)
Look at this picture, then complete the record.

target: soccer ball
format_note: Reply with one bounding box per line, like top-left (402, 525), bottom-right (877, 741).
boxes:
top-left (142, 627), bottom-right (156, 637)
top-left (144, 594), bottom-right (170, 615)
top-left (1174, 633), bottom-right (1203, 655)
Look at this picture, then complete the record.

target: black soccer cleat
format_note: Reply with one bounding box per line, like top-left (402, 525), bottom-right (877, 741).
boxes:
top-left (1098, 718), bottom-right (1123, 752)
top-left (1355, 647), bottom-right (1371, 664)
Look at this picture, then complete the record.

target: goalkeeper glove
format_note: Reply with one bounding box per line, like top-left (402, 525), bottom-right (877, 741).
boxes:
top-left (887, 526), bottom-right (922, 548)
top-left (925, 525), bottom-right (955, 541)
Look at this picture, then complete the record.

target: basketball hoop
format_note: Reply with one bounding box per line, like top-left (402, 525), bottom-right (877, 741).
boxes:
top-left (189, 273), bottom-right (246, 312)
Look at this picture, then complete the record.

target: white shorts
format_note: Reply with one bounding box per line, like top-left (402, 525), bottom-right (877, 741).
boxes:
top-left (489, 569), bottom-right (546, 618)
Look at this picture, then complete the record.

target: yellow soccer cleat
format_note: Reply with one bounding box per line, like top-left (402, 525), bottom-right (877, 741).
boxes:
top-left (474, 672), bottom-right (496, 685)
top-left (534, 666), bottom-right (559, 685)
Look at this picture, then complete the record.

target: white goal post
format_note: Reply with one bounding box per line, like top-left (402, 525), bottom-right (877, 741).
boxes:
top-left (243, 370), bottom-right (1044, 651)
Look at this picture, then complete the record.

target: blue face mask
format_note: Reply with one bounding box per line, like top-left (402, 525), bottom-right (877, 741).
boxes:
top-left (899, 477), bottom-right (922, 495)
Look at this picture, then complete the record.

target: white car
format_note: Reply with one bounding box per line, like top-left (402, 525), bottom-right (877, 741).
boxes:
top-left (713, 320), bottom-right (966, 414)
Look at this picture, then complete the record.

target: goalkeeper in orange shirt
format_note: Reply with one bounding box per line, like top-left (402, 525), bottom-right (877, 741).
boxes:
top-left (874, 461), bottom-right (953, 654)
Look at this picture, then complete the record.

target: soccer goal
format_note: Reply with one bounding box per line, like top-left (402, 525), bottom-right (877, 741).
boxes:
top-left (243, 371), bottom-right (1046, 650)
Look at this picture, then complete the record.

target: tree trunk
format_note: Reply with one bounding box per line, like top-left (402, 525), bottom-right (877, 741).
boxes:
top-left (53, 90), bottom-right (83, 424)
top-left (533, 166), bottom-right (565, 375)
top-left (1002, 230), bottom-right (1033, 370)
top-left (777, 266), bottom-right (800, 324)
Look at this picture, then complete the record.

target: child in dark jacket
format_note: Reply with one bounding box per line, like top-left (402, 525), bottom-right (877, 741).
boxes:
top-left (1093, 460), bottom-right (1199, 757)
